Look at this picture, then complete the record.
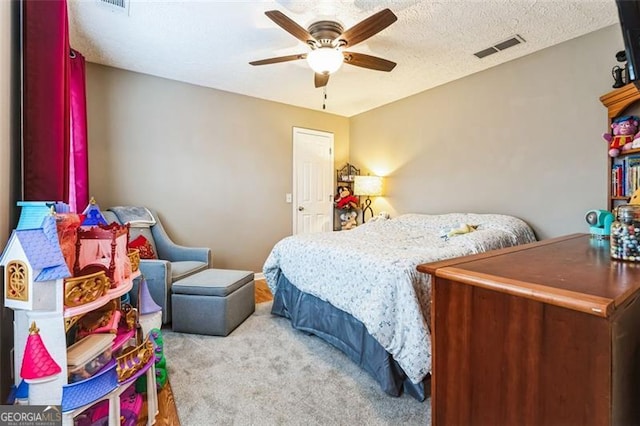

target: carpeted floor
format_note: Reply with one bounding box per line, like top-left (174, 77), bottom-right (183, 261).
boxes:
top-left (162, 300), bottom-right (431, 425)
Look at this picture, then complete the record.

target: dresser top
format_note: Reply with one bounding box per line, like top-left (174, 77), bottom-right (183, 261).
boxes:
top-left (417, 234), bottom-right (640, 317)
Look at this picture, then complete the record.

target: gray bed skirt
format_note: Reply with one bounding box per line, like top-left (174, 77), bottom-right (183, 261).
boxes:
top-left (271, 273), bottom-right (429, 401)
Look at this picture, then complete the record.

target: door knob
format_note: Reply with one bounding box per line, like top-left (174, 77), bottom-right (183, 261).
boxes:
top-left (298, 206), bottom-right (304, 211)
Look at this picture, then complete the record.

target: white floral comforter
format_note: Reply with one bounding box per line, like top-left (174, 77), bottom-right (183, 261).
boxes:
top-left (263, 213), bottom-right (536, 384)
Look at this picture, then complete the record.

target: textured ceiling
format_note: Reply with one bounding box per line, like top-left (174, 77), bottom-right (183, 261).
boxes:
top-left (68, 0), bottom-right (620, 117)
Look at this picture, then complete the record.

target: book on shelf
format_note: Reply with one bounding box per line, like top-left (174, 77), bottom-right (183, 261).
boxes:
top-left (613, 164), bottom-right (623, 196)
top-left (612, 154), bottom-right (640, 197)
top-left (627, 155), bottom-right (640, 196)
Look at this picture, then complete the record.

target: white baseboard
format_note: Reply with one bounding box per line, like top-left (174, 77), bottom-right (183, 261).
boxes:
top-left (254, 272), bottom-right (265, 280)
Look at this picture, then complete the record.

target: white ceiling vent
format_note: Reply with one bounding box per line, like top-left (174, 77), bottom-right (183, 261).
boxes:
top-left (474, 34), bottom-right (526, 59)
top-left (97, 0), bottom-right (129, 15)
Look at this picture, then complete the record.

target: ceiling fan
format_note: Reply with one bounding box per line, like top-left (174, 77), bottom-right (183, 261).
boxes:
top-left (250, 8), bottom-right (397, 88)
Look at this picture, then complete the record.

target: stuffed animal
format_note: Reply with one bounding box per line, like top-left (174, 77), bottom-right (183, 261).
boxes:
top-left (340, 210), bottom-right (358, 230)
top-left (603, 115), bottom-right (640, 157)
top-left (335, 186), bottom-right (359, 210)
top-left (440, 223), bottom-right (478, 241)
top-left (368, 211), bottom-right (390, 222)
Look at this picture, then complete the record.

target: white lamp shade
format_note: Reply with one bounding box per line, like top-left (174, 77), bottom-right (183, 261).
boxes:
top-left (354, 175), bottom-right (383, 196)
top-left (306, 47), bottom-right (344, 74)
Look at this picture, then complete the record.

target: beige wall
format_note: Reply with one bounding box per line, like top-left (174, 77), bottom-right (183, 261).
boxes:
top-left (350, 25), bottom-right (622, 240)
top-left (87, 24), bottom-right (624, 269)
top-left (86, 63), bottom-right (349, 272)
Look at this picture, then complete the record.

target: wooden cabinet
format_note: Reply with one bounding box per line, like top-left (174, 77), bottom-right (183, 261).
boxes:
top-left (600, 82), bottom-right (640, 211)
top-left (418, 234), bottom-right (640, 426)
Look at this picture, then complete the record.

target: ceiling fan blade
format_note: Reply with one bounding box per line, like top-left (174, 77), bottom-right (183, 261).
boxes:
top-left (249, 53), bottom-right (307, 66)
top-left (343, 52), bottom-right (396, 72)
top-left (339, 8), bottom-right (397, 48)
top-left (265, 10), bottom-right (316, 45)
top-left (314, 72), bottom-right (330, 88)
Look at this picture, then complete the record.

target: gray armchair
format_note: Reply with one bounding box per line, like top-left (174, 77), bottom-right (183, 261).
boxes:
top-left (102, 208), bottom-right (211, 324)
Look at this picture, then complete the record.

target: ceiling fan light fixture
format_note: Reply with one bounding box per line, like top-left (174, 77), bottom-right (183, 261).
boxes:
top-left (306, 47), bottom-right (344, 75)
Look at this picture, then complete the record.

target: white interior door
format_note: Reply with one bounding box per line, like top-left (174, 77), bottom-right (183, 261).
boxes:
top-left (293, 127), bottom-right (334, 234)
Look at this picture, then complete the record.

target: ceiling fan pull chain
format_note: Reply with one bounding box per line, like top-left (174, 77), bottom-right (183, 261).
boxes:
top-left (323, 86), bottom-right (327, 110)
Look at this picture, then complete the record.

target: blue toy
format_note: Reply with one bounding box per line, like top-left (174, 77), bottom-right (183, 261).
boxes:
top-left (585, 209), bottom-right (615, 238)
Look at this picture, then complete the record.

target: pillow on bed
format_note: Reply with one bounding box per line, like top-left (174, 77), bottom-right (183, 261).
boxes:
top-left (129, 235), bottom-right (157, 259)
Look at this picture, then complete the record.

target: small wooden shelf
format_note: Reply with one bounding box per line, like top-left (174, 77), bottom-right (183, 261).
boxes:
top-left (336, 163), bottom-right (360, 186)
top-left (600, 82), bottom-right (640, 120)
top-left (617, 147), bottom-right (640, 157)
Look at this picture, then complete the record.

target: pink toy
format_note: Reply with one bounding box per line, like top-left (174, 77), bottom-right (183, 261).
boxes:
top-left (603, 115), bottom-right (640, 157)
top-left (21, 322), bottom-right (61, 382)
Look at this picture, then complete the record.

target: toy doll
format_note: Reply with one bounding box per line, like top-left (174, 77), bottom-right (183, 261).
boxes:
top-left (335, 185), bottom-right (359, 210)
top-left (603, 115), bottom-right (640, 157)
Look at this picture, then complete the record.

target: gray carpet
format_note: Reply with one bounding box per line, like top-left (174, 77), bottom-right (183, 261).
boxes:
top-left (162, 302), bottom-right (431, 425)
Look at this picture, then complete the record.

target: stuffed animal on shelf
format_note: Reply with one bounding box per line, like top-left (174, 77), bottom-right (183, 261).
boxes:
top-left (603, 115), bottom-right (640, 157)
top-left (335, 185), bottom-right (359, 210)
top-left (440, 223), bottom-right (478, 241)
top-left (340, 210), bottom-right (358, 230)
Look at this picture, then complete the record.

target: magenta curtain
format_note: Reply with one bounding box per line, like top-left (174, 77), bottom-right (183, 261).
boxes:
top-left (23, 0), bottom-right (89, 212)
top-left (23, 0), bottom-right (70, 203)
top-left (69, 49), bottom-right (89, 212)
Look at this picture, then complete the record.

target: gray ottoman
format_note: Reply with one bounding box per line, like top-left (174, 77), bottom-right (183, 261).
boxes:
top-left (171, 269), bottom-right (255, 336)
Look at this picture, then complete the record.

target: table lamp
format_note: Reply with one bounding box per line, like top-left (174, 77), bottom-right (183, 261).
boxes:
top-left (354, 175), bottom-right (383, 223)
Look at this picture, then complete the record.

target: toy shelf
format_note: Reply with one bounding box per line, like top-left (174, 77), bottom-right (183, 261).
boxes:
top-left (62, 363), bottom-right (158, 426)
top-left (63, 271), bottom-right (139, 318)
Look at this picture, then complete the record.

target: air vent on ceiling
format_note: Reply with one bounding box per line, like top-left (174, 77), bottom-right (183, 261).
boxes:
top-left (474, 34), bottom-right (526, 59)
top-left (97, 0), bottom-right (129, 15)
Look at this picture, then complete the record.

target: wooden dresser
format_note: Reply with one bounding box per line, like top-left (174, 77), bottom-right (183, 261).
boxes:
top-left (417, 234), bottom-right (640, 426)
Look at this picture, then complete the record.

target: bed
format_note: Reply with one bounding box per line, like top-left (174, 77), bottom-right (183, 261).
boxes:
top-left (263, 213), bottom-right (537, 401)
